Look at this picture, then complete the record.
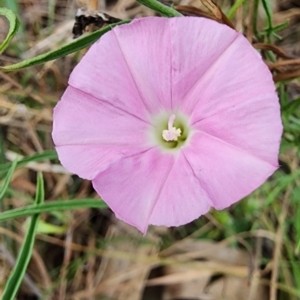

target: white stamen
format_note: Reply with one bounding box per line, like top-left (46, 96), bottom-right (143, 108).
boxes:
top-left (162, 114), bottom-right (182, 141)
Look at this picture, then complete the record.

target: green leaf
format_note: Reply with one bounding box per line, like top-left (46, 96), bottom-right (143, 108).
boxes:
top-left (282, 98), bottom-right (300, 114)
top-left (136, 0), bottom-right (182, 17)
top-left (261, 0), bottom-right (273, 31)
top-left (34, 172), bottom-right (44, 205)
top-left (0, 159), bottom-right (18, 202)
top-left (1, 20), bottom-right (130, 71)
top-left (1, 173), bottom-right (44, 300)
top-left (0, 150), bottom-right (57, 174)
top-left (261, 0), bottom-right (279, 44)
top-left (24, 219), bottom-right (67, 235)
top-left (0, 7), bottom-right (19, 54)
top-left (227, 0), bottom-right (246, 20)
top-left (271, 21), bottom-right (289, 33)
top-left (0, 127), bottom-right (6, 164)
top-left (265, 169), bottom-right (300, 206)
top-left (3, 0), bottom-right (19, 13)
top-left (252, 0), bottom-right (260, 37)
top-left (0, 199), bottom-right (107, 221)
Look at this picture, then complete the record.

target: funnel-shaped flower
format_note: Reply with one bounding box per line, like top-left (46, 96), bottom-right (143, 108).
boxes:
top-left (52, 17), bottom-right (282, 233)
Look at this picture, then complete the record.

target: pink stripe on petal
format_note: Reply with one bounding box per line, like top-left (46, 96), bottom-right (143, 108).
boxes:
top-left (55, 145), bottom-right (145, 180)
top-left (147, 153), bottom-right (211, 227)
top-left (92, 148), bottom-right (175, 233)
top-left (194, 93), bottom-right (282, 165)
top-left (183, 132), bottom-right (278, 210)
top-left (53, 86), bottom-right (149, 146)
top-left (170, 17), bottom-right (239, 110)
top-left (70, 17), bottom-right (172, 115)
top-left (69, 27), bottom-right (147, 119)
top-left (112, 18), bottom-right (173, 112)
top-left (178, 29), bottom-right (276, 121)
top-left (92, 148), bottom-right (211, 233)
top-left (52, 86), bottom-right (151, 179)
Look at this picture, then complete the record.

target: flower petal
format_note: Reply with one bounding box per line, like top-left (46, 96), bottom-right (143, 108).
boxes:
top-left (175, 22), bottom-right (275, 122)
top-left (92, 148), bottom-right (211, 233)
top-left (170, 17), bottom-right (239, 110)
top-left (53, 86), bottom-right (150, 179)
top-left (183, 131), bottom-right (278, 210)
top-left (148, 153), bottom-right (211, 227)
top-left (69, 17), bottom-right (173, 115)
top-left (194, 93), bottom-right (282, 165)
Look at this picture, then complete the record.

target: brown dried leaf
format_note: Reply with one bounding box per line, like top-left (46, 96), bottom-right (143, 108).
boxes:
top-left (73, 219), bottom-right (159, 300)
top-left (274, 67), bottom-right (300, 82)
top-left (175, 5), bottom-right (219, 21)
top-left (158, 240), bottom-right (267, 300)
top-left (199, 0), bottom-right (235, 29)
top-left (253, 43), bottom-right (294, 59)
top-left (267, 58), bottom-right (300, 70)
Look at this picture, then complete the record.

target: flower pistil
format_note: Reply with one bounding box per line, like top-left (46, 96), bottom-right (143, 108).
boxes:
top-left (162, 114), bottom-right (182, 142)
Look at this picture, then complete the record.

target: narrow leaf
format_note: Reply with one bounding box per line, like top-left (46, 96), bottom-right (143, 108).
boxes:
top-left (3, 0), bottom-right (19, 13)
top-left (227, 0), bottom-right (246, 20)
top-left (271, 21), bottom-right (289, 33)
top-left (34, 172), bottom-right (44, 205)
top-left (265, 169), bottom-right (300, 206)
top-left (0, 159), bottom-right (18, 202)
top-left (0, 150), bottom-right (57, 174)
top-left (0, 7), bottom-right (19, 54)
top-left (1, 173), bottom-right (44, 300)
top-left (136, 0), bottom-right (182, 17)
top-left (1, 20), bottom-right (130, 71)
top-left (282, 98), bottom-right (300, 114)
top-left (261, 0), bottom-right (273, 31)
top-left (0, 199), bottom-right (107, 221)
top-left (252, 0), bottom-right (259, 36)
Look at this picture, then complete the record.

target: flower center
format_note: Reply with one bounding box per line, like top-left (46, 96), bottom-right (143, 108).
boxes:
top-left (148, 111), bottom-right (191, 152)
top-left (162, 114), bottom-right (182, 142)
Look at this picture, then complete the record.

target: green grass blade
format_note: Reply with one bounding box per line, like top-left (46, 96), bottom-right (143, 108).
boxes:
top-left (1, 173), bottom-right (44, 300)
top-left (2, 0), bottom-right (19, 14)
top-left (0, 150), bottom-right (57, 174)
top-left (34, 173), bottom-right (44, 205)
top-left (136, 0), bottom-right (182, 17)
top-left (265, 170), bottom-right (300, 206)
top-left (1, 20), bottom-right (130, 71)
top-left (271, 21), bottom-right (289, 33)
top-left (0, 159), bottom-right (18, 202)
top-left (252, 0), bottom-right (260, 37)
top-left (0, 199), bottom-right (107, 221)
top-left (285, 238), bottom-right (300, 290)
top-left (261, 0), bottom-right (273, 32)
top-left (227, 0), bottom-right (246, 20)
top-left (0, 127), bottom-right (6, 164)
top-left (282, 98), bottom-right (300, 114)
top-left (0, 7), bottom-right (19, 54)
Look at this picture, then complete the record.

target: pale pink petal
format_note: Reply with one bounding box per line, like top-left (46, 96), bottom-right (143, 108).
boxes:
top-left (170, 17), bottom-right (239, 109)
top-left (69, 17), bottom-right (172, 115)
top-left (53, 86), bottom-right (150, 179)
top-left (92, 148), bottom-right (211, 233)
top-left (175, 25), bottom-right (275, 122)
top-left (55, 145), bottom-right (139, 180)
top-left (194, 93), bottom-right (282, 166)
top-left (147, 153), bottom-right (211, 227)
top-left (183, 131), bottom-right (278, 209)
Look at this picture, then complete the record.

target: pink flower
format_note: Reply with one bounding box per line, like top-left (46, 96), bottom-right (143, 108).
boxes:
top-left (52, 17), bottom-right (282, 233)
